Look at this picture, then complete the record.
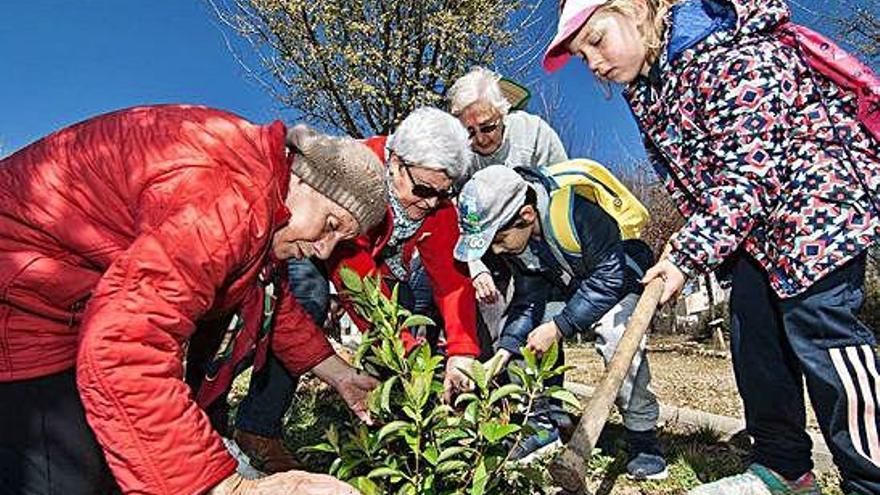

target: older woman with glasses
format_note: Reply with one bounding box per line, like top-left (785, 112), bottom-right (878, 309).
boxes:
top-left (230, 107), bottom-right (490, 472)
top-left (448, 67), bottom-right (570, 306)
top-left (449, 66), bottom-right (568, 174)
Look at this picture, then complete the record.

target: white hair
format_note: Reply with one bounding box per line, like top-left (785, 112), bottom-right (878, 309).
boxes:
top-left (388, 106), bottom-right (473, 182)
top-left (447, 66), bottom-right (511, 116)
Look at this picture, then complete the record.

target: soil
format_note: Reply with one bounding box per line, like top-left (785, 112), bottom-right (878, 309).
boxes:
top-left (563, 334), bottom-right (823, 433)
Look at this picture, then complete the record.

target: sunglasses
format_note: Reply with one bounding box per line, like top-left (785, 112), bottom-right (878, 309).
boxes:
top-left (466, 118), bottom-right (502, 139)
top-left (400, 160), bottom-right (456, 200)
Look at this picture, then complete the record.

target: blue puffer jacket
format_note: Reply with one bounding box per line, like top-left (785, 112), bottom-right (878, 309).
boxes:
top-left (497, 171), bottom-right (654, 355)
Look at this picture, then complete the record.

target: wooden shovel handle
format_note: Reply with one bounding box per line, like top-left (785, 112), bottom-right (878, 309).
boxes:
top-left (549, 278), bottom-right (665, 493)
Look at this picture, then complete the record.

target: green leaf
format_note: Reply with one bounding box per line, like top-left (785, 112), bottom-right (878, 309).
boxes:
top-left (438, 428), bottom-right (470, 446)
top-left (396, 482), bottom-right (417, 495)
top-left (469, 359), bottom-right (489, 392)
top-left (340, 266), bottom-right (363, 293)
top-left (402, 314), bottom-right (435, 328)
top-left (381, 339), bottom-right (398, 371)
top-left (326, 424), bottom-right (340, 451)
top-left (298, 442), bottom-right (336, 455)
top-left (548, 387), bottom-right (582, 411)
top-left (454, 392), bottom-right (479, 408)
top-left (350, 477), bottom-right (381, 495)
top-left (402, 405), bottom-right (421, 422)
top-left (545, 364), bottom-right (578, 378)
top-left (377, 420), bottom-right (411, 443)
top-left (423, 444), bottom-right (440, 466)
top-left (436, 459), bottom-right (469, 473)
top-left (329, 457), bottom-right (343, 476)
top-left (507, 363), bottom-right (529, 388)
top-left (426, 404), bottom-right (454, 424)
top-left (479, 421), bottom-right (521, 444)
top-left (463, 401), bottom-right (479, 424)
top-left (367, 466), bottom-right (406, 480)
top-left (470, 458), bottom-right (488, 495)
top-left (521, 346), bottom-right (538, 370)
top-left (390, 283), bottom-right (400, 317)
top-left (487, 383), bottom-right (524, 406)
top-left (380, 375), bottom-right (398, 414)
top-left (437, 446), bottom-right (472, 463)
top-left (541, 340), bottom-right (559, 373)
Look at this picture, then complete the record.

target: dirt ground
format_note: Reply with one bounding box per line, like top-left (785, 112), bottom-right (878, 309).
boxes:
top-left (564, 334), bottom-right (823, 433)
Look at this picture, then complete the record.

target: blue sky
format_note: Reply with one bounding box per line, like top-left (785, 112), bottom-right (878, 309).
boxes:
top-left (0, 1), bottom-right (875, 166)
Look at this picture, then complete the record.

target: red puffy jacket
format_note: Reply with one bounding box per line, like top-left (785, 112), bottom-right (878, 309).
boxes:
top-left (0, 105), bottom-right (335, 494)
top-left (326, 136), bottom-right (481, 357)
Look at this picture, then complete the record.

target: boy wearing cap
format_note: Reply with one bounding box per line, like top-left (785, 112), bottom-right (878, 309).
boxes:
top-left (455, 164), bottom-right (667, 480)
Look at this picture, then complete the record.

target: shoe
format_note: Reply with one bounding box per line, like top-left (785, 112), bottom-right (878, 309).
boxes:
top-left (688, 464), bottom-right (820, 495)
top-left (232, 429), bottom-right (304, 473)
top-left (509, 427), bottom-right (562, 463)
top-left (625, 428), bottom-right (669, 481)
top-left (222, 437), bottom-right (267, 479)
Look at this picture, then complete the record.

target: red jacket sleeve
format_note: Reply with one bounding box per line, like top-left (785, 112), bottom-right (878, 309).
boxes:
top-left (76, 168), bottom-right (263, 494)
top-left (418, 206), bottom-right (480, 357)
top-left (272, 276), bottom-right (335, 375)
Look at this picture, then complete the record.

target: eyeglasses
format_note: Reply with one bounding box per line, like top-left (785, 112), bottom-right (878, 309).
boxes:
top-left (466, 118), bottom-right (502, 140)
top-left (400, 160), bottom-right (456, 200)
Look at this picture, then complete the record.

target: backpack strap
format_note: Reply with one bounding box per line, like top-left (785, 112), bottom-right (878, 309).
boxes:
top-left (532, 183), bottom-right (574, 286)
top-left (548, 187), bottom-right (581, 254)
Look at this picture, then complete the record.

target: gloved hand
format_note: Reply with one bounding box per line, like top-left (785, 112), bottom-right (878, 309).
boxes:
top-left (442, 355), bottom-right (476, 403)
top-left (209, 471), bottom-right (361, 495)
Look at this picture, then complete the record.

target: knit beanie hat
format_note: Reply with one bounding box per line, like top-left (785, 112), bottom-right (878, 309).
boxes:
top-left (286, 124), bottom-right (388, 232)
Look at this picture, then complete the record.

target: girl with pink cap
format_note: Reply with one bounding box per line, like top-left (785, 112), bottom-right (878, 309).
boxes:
top-left (543, 1), bottom-right (880, 494)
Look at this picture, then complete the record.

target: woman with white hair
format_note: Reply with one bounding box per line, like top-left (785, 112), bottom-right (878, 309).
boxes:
top-left (231, 107), bottom-right (489, 472)
top-left (448, 66), bottom-right (568, 173)
top-left (448, 67), bottom-right (570, 306)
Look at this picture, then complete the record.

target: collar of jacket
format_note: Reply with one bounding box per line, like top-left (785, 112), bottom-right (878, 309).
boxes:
top-left (665, 0), bottom-right (736, 66)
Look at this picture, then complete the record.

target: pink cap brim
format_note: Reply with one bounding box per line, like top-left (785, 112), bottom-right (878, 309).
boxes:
top-left (542, 7), bottom-right (597, 73)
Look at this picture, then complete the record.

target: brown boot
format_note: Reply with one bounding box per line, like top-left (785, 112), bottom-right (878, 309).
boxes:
top-left (232, 429), bottom-right (304, 473)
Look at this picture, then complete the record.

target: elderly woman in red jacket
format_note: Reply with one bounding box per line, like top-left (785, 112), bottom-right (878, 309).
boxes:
top-left (231, 107), bottom-right (490, 471)
top-left (0, 105), bottom-right (389, 495)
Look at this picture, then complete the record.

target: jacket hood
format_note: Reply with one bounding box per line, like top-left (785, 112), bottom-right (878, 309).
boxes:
top-left (665, 0), bottom-right (791, 64)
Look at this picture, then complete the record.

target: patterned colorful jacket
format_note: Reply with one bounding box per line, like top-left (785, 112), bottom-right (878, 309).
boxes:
top-left (625, 0), bottom-right (880, 297)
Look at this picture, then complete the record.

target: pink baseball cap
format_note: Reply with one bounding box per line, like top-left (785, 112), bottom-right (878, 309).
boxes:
top-left (543, 0), bottom-right (609, 73)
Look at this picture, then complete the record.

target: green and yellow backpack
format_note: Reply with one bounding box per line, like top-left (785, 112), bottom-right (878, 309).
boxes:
top-left (518, 159), bottom-right (650, 274)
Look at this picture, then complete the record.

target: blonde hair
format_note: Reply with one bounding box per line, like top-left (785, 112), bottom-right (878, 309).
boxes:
top-left (595, 0), bottom-right (680, 66)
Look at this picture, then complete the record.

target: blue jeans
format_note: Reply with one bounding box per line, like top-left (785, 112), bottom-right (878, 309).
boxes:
top-left (729, 252), bottom-right (880, 493)
top-left (235, 258), bottom-right (329, 437)
top-left (235, 257), bottom-right (441, 437)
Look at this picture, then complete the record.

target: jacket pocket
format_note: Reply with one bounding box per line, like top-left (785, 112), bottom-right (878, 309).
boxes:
top-left (4, 255), bottom-right (100, 323)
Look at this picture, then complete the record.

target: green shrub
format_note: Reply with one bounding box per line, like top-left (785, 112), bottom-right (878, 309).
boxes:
top-left (305, 268), bottom-right (579, 495)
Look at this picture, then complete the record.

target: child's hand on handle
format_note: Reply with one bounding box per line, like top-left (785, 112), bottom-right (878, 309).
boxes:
top-left (209, 471), bottom-right (362, 495)
top-left (642, 258), bottom-right (685, 304)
